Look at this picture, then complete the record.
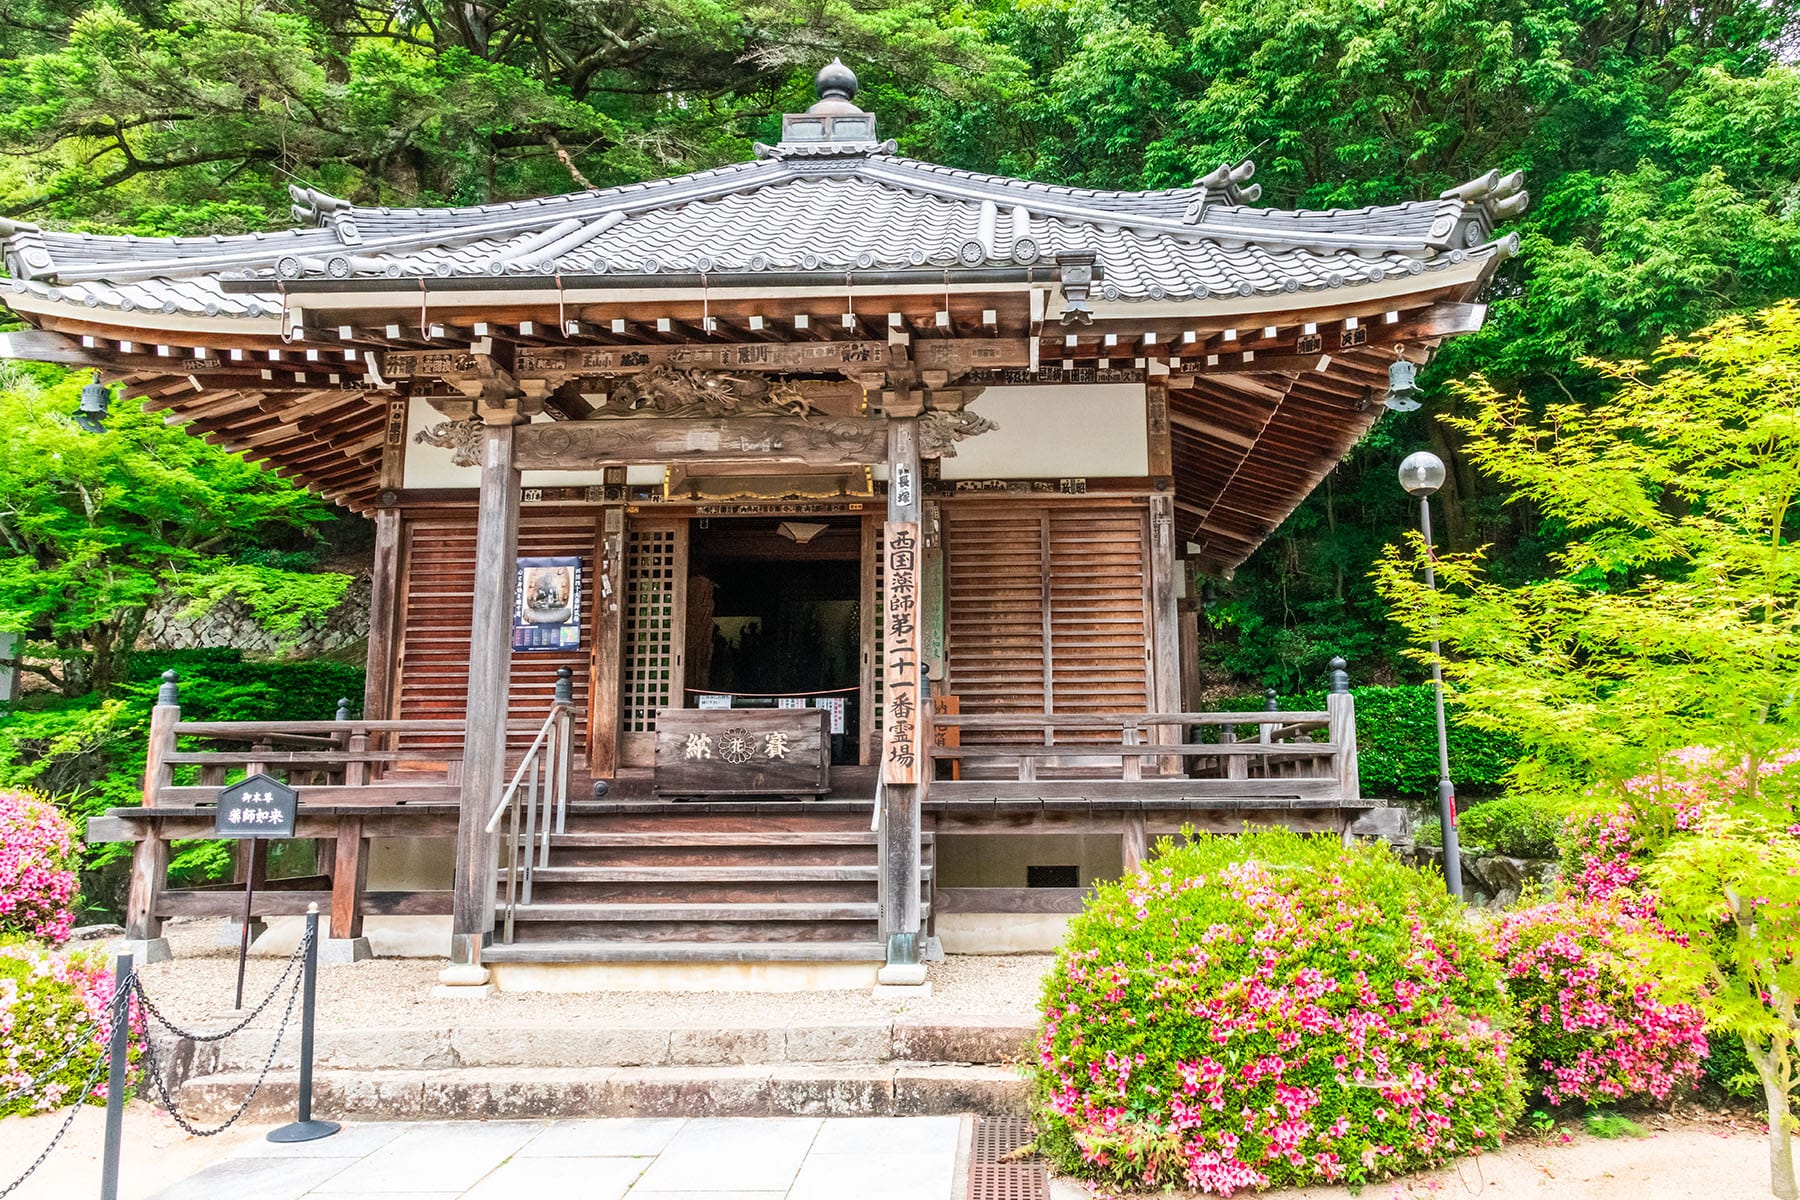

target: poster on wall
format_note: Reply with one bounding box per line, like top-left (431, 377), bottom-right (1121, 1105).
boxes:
top-left (513, 556), bottom-right (582, 651)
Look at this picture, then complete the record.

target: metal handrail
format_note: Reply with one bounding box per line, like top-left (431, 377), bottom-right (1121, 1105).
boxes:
top-left (486, 669), bottom-right (578, 944)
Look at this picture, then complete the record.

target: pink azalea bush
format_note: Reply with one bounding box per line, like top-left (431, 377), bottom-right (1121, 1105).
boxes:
top-left (0, 789), bottom-right (79, 944)
top-left (1033, 830), bottom-right (1522, 1195)
top-left (0, 941), bottom-right (140, 1117)
top-left (1487, 898), bottom-right (1708, 1107)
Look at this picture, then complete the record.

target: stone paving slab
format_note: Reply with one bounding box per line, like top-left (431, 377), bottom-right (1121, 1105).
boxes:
top-left (146, 1117), bottom-right (966, 1200)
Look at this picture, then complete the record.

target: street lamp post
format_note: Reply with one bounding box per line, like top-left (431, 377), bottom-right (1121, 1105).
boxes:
top-left (1398, 450), bottom-right (1464, 899)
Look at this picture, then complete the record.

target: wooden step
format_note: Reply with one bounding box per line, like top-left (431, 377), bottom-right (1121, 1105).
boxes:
top-left (546, 831), bottom-right (927, 846)
top-left (480, 940), bottom-right (888, 964)
top-left (528, 864), bottom-right (925, 883)
top-left (511, 901), bottom-right (890, 922)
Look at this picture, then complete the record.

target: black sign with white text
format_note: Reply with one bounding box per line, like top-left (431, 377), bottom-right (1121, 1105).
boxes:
top-left (214, 773), bottom-right (298, 838)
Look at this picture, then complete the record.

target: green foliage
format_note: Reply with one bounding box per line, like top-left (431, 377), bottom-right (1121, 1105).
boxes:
top-left (0, 650), bottom-right (364, 918)
top-left (0, 367), bottom-right (353, 697)
top-left (1456, 797), bottom-right (1567, 860)
top-left (1218, 684), bottom-right (1521, 799)
top-left (1637, 819), bottom-right (1800, 1192)
top-left (1376, 304), bottom-right (1800, 800)
top-left (1487, 898), bottom-right (1709, 1108)
top-left (1033, 829), bottom-right (1522, 1191)
top-left (0, 938), bottom-right (137, 1117)
top-left (1582, 1111), bottom-right (1649, 1140)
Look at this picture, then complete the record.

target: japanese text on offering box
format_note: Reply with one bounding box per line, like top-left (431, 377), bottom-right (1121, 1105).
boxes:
top-left (883, 521), bottom-right (923, 784)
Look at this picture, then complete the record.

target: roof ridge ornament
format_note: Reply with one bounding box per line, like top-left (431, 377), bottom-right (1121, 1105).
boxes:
top-left (772, 59), bottom-right (880, 155)
top-left (1190, 160), bottom-right (1261, 221)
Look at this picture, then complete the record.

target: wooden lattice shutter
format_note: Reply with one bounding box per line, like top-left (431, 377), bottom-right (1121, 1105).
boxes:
top-left (394, 519), bottom-right (479, 747)
top-left (1048, 506), bottom-right (1151, 719)
top-left (944, 508), bottom-right (1049, 751)
top-left (393, 509), bottom-right (597, 766)
top-left (944, 501), bottom-right (1151, 756)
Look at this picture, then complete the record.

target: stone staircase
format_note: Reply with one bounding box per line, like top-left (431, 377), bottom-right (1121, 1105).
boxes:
top-left (482, 803), bottom-right (933, 965)
top-left (167, 1014), bottom-right (1030, 1121)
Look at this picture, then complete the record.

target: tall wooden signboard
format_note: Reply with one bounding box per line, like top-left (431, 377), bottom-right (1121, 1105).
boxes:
top-left (882, 521), bottom-right (923, 784)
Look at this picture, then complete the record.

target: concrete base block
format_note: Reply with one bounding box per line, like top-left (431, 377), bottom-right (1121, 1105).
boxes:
top-left (437, 961), bottom-right (491, 988)
top-left (113, 937), bottom-right (172, 966)
top-left (876, 962), bottom-right (928, 986)
top-left (318, 936), bottom-right (373, 965)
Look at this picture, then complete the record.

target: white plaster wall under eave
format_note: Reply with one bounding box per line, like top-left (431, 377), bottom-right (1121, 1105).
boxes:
top-left (939, 384), bottom-right (1148, 481)
top-left (402, 398), bottom-right (661, 490)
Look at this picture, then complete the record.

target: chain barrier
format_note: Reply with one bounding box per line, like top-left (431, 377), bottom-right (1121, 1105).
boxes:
top-left (133, 927), bottom-right (311, 1044)
top-left (0, 984), bottom-right (130, 1200)
top-left (0, 916), bottom-right (326, 1199)
top-left (133, 923), bottom-right (315, 1138)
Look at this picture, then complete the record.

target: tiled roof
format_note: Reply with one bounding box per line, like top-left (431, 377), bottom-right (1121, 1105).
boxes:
top-left (0, 149), bottom-right (1526, 321)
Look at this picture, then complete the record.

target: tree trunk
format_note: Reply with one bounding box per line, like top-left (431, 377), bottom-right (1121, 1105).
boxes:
top-left (1756, 1044), bottom-right (1797, 1200)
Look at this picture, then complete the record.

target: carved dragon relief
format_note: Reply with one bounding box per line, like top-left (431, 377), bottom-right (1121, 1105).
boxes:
top-left (587, 366), bottom-right (817, 419)
top-left (413, 419), bottom-right (484, 467)
top-left (918, 409), bottom-right (999, 458)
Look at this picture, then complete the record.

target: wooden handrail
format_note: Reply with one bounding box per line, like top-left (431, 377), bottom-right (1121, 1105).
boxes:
top-left (930, 711), bottom-right (1329, 729)
top-left (931, 741), bottom-right (1340, 759)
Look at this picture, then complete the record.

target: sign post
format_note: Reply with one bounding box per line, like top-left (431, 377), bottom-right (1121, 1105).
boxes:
top-left (214, 773), bottom-right (298, 1009)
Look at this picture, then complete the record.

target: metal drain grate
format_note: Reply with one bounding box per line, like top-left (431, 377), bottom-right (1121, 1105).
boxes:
top-left (968, 1116), bottom-right (1050, 1200)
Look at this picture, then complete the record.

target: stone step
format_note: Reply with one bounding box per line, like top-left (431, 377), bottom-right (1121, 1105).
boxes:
top-left (479, 939), bottom-right (889, 963)
top-left (176, 1063), bottom-right (1030, 1121)
top-left (184, 1018), bottom-right (1035, 1075)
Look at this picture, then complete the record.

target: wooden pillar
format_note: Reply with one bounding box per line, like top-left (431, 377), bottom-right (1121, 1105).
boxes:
top-left (450, 419), bottom-right (522, 971)
top-left (362, 506), bottom-right (403, 724)
top-left (142, 670), bottom-right (179, 807)
top-left (124, 835), bottom-right (167, 942)
top-left (588, 503), bottom-right (626, 780)
top-left (879, 417), bottom-right (925, 974)
top-left (331, 815), bottom-right (369, 940)
top-left (1121, 810), bottom-right (1148, 876)
top-left (1148, 492), bottom-right (1182, 770)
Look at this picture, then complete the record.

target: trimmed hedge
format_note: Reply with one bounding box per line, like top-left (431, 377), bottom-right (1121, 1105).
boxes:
top-left (1217, 685), bottom-right (1520, 800)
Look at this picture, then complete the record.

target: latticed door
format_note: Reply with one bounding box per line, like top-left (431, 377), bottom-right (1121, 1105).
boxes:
top-left (620, 519), bottom-right (687, 767)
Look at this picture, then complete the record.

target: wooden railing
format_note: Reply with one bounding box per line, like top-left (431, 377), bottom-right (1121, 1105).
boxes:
top-left (138, 668), bottom-right (563, 809)
top-left (928, 689), bottom-right (1360, 804)
top-left (486, 669), bottom-right (578, 943)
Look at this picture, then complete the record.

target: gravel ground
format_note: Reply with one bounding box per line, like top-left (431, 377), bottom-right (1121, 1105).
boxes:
top-left (1049, 1110), bottom-right (1775, 1200)
top-left (135, 919), bottom-right (1052, 1029)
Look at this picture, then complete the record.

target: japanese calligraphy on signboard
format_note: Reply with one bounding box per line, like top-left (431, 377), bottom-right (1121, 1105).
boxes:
top-left (883, 521), bottom-right (924, 785)
top-left (214, 773), bottom-right (298, 838)
top-left (513, 556), bottom-right (581, 651)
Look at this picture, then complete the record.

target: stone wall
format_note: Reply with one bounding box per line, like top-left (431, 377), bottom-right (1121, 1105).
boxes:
top-left (135, 574), bottom-right (372, 659)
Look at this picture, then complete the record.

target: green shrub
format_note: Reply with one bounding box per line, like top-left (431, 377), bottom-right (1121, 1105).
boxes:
top-left (1454, 797), bottom-right (1567, 859)
top-left (1487, 899), bottom-right (1708, 1108)
top-left (1215, 685), bottom-right (1521, 800)
top-left (0, 940), bottom-right (139, 1117)
top-left (1033, 829), bottom-right (1523, 1193)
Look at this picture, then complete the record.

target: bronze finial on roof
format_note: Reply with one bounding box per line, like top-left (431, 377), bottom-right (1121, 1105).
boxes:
top-left (774, 59), bottom-right (880, 152)
top-left (811, 59), bottom-right (860, 113)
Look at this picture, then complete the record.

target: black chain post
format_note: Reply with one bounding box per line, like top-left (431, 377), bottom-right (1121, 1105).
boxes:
top-left (267, 905), bottom-right (338, 1143)
top-left (99, 952), bottom-right (132, 1200)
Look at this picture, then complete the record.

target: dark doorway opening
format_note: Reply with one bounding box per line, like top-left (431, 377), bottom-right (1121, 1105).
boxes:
top-left (686, 517), bottom-right (862, 763)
